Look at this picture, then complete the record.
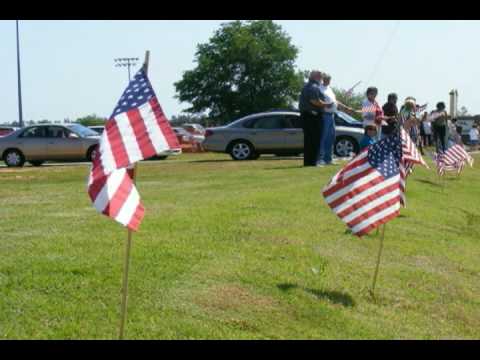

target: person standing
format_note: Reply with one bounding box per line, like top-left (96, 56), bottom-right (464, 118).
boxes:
top-left (381, 93), bottom-right (399, 138)
top-left (362, 87), bottom-right (388, 140)
top-left (421, 112), bottom-right (432, 147)
top-left (430, 102), bottom-right (448, 153)
top-left (317, 74), bottom-right (359, 165)
top-left (469, 124), bottom-right (479, 151)
top-left (298, 71), bottom-right (330, 167)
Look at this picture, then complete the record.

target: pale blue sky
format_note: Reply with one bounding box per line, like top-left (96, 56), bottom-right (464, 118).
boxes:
top-left (1, 20), bottom-right (479, 123)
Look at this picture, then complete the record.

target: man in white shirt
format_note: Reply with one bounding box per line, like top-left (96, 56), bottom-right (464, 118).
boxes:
top-left (318, 74), bottom-right (359, 165)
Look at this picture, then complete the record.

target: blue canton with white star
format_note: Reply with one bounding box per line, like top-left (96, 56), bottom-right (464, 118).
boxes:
top-left (367, 134), bottom-right (402, 179)
top-left (111, 69), bottom-right (155, 118)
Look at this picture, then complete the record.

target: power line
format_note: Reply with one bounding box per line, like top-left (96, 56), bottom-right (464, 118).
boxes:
top-left (366, 21), bottom-right (401, 86)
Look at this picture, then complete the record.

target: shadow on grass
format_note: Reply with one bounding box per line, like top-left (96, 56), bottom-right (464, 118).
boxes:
top-left (264, 165), bottom-right (305, 170)
top-left (277, 283), bottom-right (355, 307)
top-left (415, 178), bottom-right (442, 187)
top-left (187, 159), bottom-right (234, 163)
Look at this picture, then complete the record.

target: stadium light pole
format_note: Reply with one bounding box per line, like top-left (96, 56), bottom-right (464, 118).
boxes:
top-left (16, 20), bottom-right (24, 128)
top-left (114, 57), bottom-right (139, 82)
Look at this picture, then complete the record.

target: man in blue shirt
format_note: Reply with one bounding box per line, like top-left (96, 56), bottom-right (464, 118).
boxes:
top-left (299, 71), bottom-right (331, 166)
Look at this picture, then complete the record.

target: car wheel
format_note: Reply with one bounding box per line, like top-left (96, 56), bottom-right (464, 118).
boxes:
top-left (334, 136), bottom-right (359, 157)
top-left (229, 140), bottom-right (256, 161)
top-left (3, 149), bottom-right (25, 167)
top-left (29, 161), bottom-right (44, 167)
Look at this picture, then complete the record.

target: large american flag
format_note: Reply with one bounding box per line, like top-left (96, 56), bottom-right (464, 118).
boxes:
top-left (435, 143), bottom-right (474, 176)
top-left (87, 68), bottom-right (179, 231)
top-left (322, 130), bottom-right (426, 236)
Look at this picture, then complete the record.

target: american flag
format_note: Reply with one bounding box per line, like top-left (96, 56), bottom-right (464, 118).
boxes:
top-left (322, 130), bottom-right (426, 236)
top-left (435, 143), bottom-right (474, 176)
top-left (399, 128), bottom-right (428, 206)
top-left (416, 103), bottom-right (427, 115)
top-left (87, 68), bottom-right (179, 231)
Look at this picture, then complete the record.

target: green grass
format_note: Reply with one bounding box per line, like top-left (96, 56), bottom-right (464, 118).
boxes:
top-left (1, 152), bottom-right (479, 339)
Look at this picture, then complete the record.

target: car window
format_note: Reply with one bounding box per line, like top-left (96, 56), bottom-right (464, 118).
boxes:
top-left (252, 116), bottom-right (289, 129)
top-left (47, 126), bottom-right (70, 138)
top-left (285, 115), bottom-right (302, 129)
top-left (20, 127), bottom-right (46, 138)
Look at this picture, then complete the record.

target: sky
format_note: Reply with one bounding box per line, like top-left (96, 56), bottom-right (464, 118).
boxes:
top-left (1, 20), bottom-right (479, 124)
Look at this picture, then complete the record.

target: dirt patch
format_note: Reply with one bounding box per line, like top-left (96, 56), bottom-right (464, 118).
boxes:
top-left (196, 284), bottom-right (277, 312)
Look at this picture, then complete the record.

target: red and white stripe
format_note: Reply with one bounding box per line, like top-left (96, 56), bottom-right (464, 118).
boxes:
top-left (322, 149), bottom-right (401, 236)
top-left (399, 129), bottom-right (427, 207)
top-left (436, 144), bottom-right (473, 176)
top-left (98, 97), bottom-right (178, 174)
top-left (88, 96), bottom-right (179, 231)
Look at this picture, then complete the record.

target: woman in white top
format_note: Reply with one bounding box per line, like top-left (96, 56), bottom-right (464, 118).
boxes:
top-left (421, 112), bottom-right (432, 147)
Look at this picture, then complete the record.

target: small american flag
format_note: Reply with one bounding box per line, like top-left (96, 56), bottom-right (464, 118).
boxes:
top-left (323, 135), bottom-right (403, 236)
top-left (399, 128), bottom-right (428, 206)
top-left (416, 103), bottom-right (427, 115)
top-left (87, 68), bottom-right (179, 231)
top-left (322, 130), bottom-right (426, 236)
top-left (435, 143), bottom-right (474, 176)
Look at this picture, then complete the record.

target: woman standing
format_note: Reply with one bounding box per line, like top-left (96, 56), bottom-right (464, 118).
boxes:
top-left (430, 102), bottom-right (448, 153)
top-left (421, 112), bottom-right (432, 147)
top-left (362, 87), bottom-right (390, 140)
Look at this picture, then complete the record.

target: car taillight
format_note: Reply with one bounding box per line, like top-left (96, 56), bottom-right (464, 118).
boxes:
top-left (205, 129), bottom-right (214, 137)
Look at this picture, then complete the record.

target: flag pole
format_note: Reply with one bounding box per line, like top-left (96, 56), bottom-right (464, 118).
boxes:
top-left (370, 223), bottom-right (386, 299)
top-left (118, 50), bottom-right (149, 340)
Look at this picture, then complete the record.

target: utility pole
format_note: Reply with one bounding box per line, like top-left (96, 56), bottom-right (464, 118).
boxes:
top-left (16, 20), bottom-right (24, 128)
top-left (114, 57), bottom-right (139, 82)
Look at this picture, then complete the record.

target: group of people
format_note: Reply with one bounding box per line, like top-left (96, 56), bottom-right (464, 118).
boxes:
top-left (298, 71), bottom-right (358, 167)
top-left (299, 70), bottom-right (476, 168)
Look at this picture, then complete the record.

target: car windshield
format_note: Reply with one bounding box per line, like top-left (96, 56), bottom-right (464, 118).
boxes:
top-left (67, 124), bottom-right (100, 137)
top-left (337, 111), bottom-right (362, 124)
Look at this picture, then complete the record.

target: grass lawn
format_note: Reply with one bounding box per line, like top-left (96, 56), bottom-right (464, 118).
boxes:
top-left (0, 152), bottom-right (479, 339)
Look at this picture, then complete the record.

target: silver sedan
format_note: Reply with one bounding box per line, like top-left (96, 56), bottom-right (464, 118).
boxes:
top-left (0, 124), bottom-right (100, 167)
top-left (203, 111), bottom-right (365, 160)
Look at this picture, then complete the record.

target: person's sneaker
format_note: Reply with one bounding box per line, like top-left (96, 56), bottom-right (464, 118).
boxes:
top-left (316, 160), bottom-right (327, 167)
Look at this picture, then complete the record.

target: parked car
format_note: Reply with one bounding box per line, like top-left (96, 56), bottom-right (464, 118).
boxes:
top-left (182, 123), bottom-right (206, 143)
top-left (88, 125), bottom-right (105, 135)
top-left (0, 124), bottom-right (101, 167)
top-left (0, 126), bottom-right (19, 137)
top-left (202, 111), bottom-right (364, 160)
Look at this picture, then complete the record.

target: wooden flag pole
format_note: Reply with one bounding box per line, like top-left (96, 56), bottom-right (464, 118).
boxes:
top-left (118, 50), bottom-right (149, 340)
top-left (370, 223), bottom-right (386, 299)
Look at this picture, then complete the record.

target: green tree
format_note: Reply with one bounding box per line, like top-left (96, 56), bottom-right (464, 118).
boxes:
top-left (76, 114), bottom-right (107, 127)
top-left (458, 106), bottom-right (469, 116)
top-left (175, 20), bottom-right (304, 125)
top-left (332, 87), bottom-right (364, 121)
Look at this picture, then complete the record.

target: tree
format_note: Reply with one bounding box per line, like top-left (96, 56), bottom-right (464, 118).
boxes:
top-left (332, 87), bottom-right (364, 121)
top-left (76, 114), bottom-right (107, 127)
top-left (175, 20), bottom-right (304, 125)
top-left (458, 106), bottom-right (469, 117)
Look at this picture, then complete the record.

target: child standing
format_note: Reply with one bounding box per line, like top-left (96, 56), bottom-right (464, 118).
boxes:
top-left (359, 125), bottom-right (378, 152)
